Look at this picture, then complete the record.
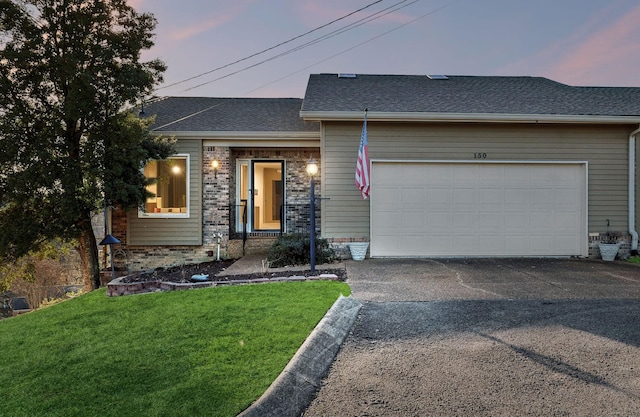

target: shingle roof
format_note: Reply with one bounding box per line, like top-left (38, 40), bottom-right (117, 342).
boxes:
top-left (301, 74), bottom-right (640, 117)
top-left (142, 97), bottom-right (318, 132)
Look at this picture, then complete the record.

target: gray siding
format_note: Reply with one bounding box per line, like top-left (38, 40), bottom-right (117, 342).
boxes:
top-left (127, 139), bottom-right (203, 245)
top-left (321, 122), bottom-right (634, 238)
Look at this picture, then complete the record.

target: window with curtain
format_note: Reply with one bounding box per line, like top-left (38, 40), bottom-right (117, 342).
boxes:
top-left (141, 155), bottom-right (189, 217)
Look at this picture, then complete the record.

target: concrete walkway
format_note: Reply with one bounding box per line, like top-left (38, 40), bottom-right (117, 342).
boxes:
top-left (220, 254), bottom-right (345, 276)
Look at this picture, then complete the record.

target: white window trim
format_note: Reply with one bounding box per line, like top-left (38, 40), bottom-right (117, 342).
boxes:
top-left (138, 153), bottom-right (191, 219)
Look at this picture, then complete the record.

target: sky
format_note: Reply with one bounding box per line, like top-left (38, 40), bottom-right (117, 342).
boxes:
top-left (128, 0), bottom-right (640, 98)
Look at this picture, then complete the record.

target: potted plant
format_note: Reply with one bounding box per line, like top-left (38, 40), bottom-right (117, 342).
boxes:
top-left (348, 241), bottom-right (369, 261)
top-left (598, 220), bottom-right (620, 261)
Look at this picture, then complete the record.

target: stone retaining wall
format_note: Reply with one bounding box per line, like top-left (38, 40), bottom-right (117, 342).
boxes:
top-left (107, 273), bottom-right (339, 297)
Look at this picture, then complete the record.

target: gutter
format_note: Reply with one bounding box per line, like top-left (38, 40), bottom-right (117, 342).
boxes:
top-left (300, 111), bottom-right (640, 125)
top-left (630, 125), bottom-right (640, 253)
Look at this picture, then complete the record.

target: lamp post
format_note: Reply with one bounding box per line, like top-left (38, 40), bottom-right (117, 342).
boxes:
top-left (306, 157), bottom-right (318, 272)
top-left (99, 201), bottom-right (121, 281)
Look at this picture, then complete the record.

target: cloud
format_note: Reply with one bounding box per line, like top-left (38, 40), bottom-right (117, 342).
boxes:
top-left (167, 1), bottom-right (257, 42)
top-left (169, 15), bottom-right (235, 41)
top-left (502, 4), bottom-right (640, 86)
top-left (127, 0), bottom-right (145, 10)
top-left (543, 5), bottom-right (640, 85)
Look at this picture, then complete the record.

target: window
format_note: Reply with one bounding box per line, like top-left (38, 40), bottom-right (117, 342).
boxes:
top-left (140, 155), bottom-right (189, 217)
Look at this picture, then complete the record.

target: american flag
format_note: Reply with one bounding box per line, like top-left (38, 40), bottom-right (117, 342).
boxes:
top-left (355, 111), bottom-right (370, 199)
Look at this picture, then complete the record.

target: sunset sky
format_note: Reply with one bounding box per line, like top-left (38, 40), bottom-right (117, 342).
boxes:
top-left (128, 0), bottom-right (640, 98)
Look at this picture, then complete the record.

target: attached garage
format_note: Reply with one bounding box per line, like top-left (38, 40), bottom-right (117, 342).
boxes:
top-left (370, 161), bottom-right (588, 257)
top-left (301, 73), bottom-right (640, 259)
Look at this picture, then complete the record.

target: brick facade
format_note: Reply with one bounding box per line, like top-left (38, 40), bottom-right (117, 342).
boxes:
top-left (588, 232), bottom-right (631, 259)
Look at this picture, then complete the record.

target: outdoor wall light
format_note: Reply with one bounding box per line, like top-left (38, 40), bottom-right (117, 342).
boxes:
top-left (306, 157), bottom-right (318, 177)
top-left (212, 159), bottom-right (219, 179)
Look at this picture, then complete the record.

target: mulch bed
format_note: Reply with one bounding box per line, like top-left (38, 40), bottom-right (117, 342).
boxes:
top-left (120, 259), bottom-right (347, 283)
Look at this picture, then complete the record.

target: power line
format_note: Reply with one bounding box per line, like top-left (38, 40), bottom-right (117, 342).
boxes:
top-left (246, 0), bottom-right (462, 95)
top-left (155, 0), bottom-right (388, 91)
top-left (180, 0), bottom-right (418, 93)
top-left (150, 0), bottom-right (462, 130)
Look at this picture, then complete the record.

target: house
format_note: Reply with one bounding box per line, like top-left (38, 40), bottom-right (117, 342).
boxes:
top-left (111, 74), bottom-right (640, 271)
top-left (111, 97), bottom-right (321, 271)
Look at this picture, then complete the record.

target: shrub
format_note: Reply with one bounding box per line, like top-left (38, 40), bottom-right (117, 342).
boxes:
top-left (267, 234), bottom-right (336, 268)
top-left (0, 239), bottom-right (81, 309)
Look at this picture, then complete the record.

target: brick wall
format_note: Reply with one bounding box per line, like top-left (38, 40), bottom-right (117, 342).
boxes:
top-left (203, 145), bottom-right (230, 253)
top-left (588, 232), bottom-right (631, 259)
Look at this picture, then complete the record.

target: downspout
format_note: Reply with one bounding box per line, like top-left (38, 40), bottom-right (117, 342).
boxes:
top-left (629, 125), bottom-right (640, 253)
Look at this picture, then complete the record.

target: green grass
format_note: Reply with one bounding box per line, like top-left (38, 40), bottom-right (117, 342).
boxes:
top-left (0, 281), bottom-right (350, 417)
top-left (628, 256), bottom-right (640, 264)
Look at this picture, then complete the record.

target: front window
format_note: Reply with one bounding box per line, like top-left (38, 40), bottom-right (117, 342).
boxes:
top-left (140, 155), bottom-right (189, 217)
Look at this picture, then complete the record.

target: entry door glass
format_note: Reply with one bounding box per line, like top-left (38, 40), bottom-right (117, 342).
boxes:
top-left (236, 161), bottom-right (250, 233)
top-left (251, 161), bottom-right (284, 231)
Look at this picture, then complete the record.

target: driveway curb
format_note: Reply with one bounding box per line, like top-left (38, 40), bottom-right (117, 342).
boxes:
top-left (238, 294), bottom-right (362, 417)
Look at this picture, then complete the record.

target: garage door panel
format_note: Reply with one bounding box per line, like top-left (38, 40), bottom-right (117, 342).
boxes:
top-left (378, 186), bottom-right (400, 202)
top-left (371, 162), bottom-right (586, 257)
top-left (453, 165), bottom-right (477, 181)
top-left (453, 189), bottom-right (476, 206)
top-left (505, 188), bottom-right (530, 206)
top-left (428, 188), bottom-right (451, 206)
top-left (402, 211), bottom-right (425, 229)
top-left (401, 187), bottom-right (426, 207)
top-left (453, 235), bottom-right (478, 252)
top-left (478, 211), bottom-right (502, 230)
top-left (372, 210), bottom-right (400, 230)
top-left (451, 213), bottom-right (473, 230)
top-left (428, 211), bottom-right (453, 230)
top-left (505, 212), bottom-right (528, 231)
top-left (505, 166), bottom-right (530, 181)
top-left (504, 236), bottom-right (529, 253)
top-left (480, 236), bottom-right (504, 253)
top-left (479, 188), bottom-right (504, 205)
top-left (530, 189), bottom-right (555, 206)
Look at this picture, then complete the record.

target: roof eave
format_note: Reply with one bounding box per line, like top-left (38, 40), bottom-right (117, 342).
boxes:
top-left (300, 111), bottom-right (640, 124)
top-left (151, 131), bottom-right (320, 139)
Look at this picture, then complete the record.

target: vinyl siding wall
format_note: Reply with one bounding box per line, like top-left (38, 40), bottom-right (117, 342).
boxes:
top-left (127, 139), bottom-right (203, 245)
top-left (321, 122), bottom-right (634, 239)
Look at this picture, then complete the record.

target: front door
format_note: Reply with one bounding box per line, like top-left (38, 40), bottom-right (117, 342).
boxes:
top-left (236, 160), bottom-right (285, 232)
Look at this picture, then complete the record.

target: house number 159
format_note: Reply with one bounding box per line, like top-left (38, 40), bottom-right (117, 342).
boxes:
top-left (474, 153), bottom-right (487, 159)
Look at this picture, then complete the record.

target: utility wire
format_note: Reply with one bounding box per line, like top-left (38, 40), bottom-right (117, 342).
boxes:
top-left (151, 0), bottom-right (462, 130)
top-left (246, 0), bottom-right (462, 94)
top-left (180, 0), bottom-right (418, 92)
top-left (155, 0), bottom-right (388, 91)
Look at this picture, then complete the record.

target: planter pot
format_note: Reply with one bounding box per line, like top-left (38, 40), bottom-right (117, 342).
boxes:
top-left (348, 242), bottom-right (369, 261)
top-left (599, 243), bottom-right (620, 261)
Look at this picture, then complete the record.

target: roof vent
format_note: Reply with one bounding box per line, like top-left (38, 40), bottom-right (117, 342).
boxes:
top-left (427, 74), bottom-right (448, 80)
top-left (337, 73), bottom-right (357, 79)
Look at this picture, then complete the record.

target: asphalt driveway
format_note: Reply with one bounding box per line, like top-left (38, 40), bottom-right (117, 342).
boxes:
top-left (303, 258), bottom-right (640, 417)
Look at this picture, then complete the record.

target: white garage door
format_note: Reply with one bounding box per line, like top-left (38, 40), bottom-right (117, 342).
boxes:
top-left (370, 162), bottom-right (587, 257)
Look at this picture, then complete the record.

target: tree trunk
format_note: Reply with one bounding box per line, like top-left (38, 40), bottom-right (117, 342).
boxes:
top-left (78, 213), bottom-right (100, 290)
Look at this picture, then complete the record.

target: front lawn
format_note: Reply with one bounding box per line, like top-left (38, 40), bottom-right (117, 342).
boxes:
top-left (0, 281), bottom-right (350, 417)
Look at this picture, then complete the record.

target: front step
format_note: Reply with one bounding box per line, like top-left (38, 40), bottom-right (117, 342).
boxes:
top-left (228, 236), bottom-right (278, 258)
